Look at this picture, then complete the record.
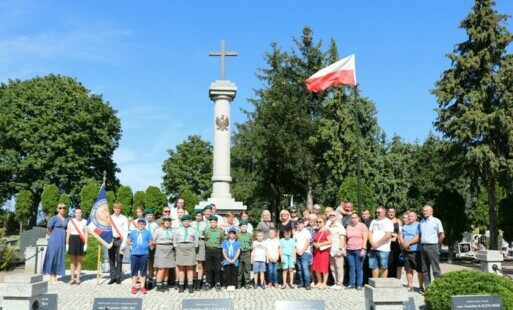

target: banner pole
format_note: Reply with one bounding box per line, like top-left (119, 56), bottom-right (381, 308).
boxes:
top-left (96, 243), bottom-right (101, 285)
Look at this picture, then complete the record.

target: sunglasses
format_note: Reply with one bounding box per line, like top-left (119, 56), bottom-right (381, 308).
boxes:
top-left (163, 210), bottom-right (170, 213)
top-left (58, 207), bottom-right (65, 210)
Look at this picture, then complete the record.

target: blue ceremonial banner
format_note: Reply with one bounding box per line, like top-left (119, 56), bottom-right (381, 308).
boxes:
top-left (87, 185), bottom-right (113, 248)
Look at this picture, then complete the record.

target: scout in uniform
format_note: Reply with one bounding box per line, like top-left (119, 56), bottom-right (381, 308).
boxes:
top-left (237, 221), bottom-right (253, 289)
top-left (203, 215), bottom-right (225, 291)
top-left (126, 217), bottom-right (153, 294)
top-left (153, 215), bottom-right (175, 292)
top-left (222, 227), bottom-right (241, 291)
top-left (191, 209), bottom-right (207, 290)
top-left (145, 208), bottom-right (158, 287)
top-left (173, 214), bottom-right (199, 293)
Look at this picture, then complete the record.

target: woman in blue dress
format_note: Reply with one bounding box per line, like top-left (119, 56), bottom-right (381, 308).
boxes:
top-left (42, 203), bottom-right (68, 284)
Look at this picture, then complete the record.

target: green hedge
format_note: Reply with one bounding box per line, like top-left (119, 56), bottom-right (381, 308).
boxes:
top-left (425, 270), bottom-right (513, 310)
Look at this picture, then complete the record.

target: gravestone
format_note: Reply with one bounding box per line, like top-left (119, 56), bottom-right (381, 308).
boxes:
top-left (19, 227), bottom-right (47, 260)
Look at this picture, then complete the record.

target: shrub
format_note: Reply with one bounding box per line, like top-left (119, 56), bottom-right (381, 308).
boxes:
top-left (0, 242), bottom-right (19, 271)
top-left (425, 270), bottom-right (513, 310)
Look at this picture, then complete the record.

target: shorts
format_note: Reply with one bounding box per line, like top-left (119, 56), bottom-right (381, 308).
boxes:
top-left (282, 254), bottom-right (295, 270)
top-left (404, 251), bottom-right (422, 273)
top-left (368, 250), bottom-right (389, 269)
top-left (130, 254), bottom-right (149, 277)
top-left (253, 261), bottom-right (266, 273)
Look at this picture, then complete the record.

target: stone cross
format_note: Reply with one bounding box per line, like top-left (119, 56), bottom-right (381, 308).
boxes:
top-left (209, 40), bottom-right (237, 80)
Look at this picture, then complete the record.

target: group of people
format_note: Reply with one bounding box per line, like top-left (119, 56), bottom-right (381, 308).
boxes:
top-left (42, 198), bottom-right (445, 295)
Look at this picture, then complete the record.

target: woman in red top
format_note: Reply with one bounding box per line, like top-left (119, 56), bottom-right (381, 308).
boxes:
top-left (312, 216), bottom-right (332, 289)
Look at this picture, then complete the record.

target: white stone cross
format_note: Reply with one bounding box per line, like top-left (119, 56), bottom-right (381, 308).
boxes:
top-left (209, 40), bottom-right (237, 80)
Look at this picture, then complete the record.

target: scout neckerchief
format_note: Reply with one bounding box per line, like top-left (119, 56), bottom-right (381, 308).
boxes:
top-left (184, 226), bottom-right (188, 241)
top-left (241, 232), bottom-right (247, 250)
top-left (210, 228), bottom-right (217, 247)
top-left (137, 229), bottom-right (143, 245)
top-left (146, 221), bottom-right (152, 232)
top-left (70, 219), bottom-right (85, 244)
top-left (194, 221), bottom-right (201, 235)
top-left (165, 227), bottom-right (170, 240)
top-left (228, 239), bottom-right (235, 258)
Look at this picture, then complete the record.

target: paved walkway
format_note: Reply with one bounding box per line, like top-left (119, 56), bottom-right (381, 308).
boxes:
top-left (0, 263), bottom-right (476, 310)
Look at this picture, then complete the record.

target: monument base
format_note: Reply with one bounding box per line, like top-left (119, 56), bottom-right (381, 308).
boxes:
top-left (196, 198), bottom-right (246, 215)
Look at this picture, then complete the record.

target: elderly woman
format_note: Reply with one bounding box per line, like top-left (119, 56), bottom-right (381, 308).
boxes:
top-left (312, 216), bottom-right (332, 289)
top-left (256, 210), bottom-right (275, 240)
top-left (277, 209), bottom-right (295, 239)
top-left (43, 203), bottom-right (68, 284)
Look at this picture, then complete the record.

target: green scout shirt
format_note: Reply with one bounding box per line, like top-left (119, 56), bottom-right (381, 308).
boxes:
top-left (203, 227), bottom-right (225, 248)
top-left (237, 231), bottom-right (253, 252)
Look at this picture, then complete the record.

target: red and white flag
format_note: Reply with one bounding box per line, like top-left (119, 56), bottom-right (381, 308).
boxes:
top-left (305, 54), bottom-right (356, 92)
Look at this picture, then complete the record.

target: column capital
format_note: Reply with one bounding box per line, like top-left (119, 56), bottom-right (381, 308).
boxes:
top-left (209, 80), bottom-right (237, 101)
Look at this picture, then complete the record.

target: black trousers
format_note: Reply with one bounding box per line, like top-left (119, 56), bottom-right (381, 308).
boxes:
top-left (108, 238), bottom-right (123, 280)
top-left (205, 248), bottom-right (222, 285)
top-left (225, 264), bottom-right (238, 287)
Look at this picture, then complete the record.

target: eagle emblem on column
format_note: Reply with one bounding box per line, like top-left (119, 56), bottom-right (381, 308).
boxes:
top-left (216, 115), bottom-right (229, 131)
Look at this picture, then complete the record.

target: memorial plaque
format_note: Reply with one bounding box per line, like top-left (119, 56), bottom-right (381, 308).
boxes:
top-left (182, 299), bottom-right (232, 310)
top-left (451, 295), bottom-right (503, 309)
top-left (276, 300), bottom-right (325, 310)
top-left (93, 298), bottom-right (142, 310)
top-left (39, 293), bottom-right (58, 310)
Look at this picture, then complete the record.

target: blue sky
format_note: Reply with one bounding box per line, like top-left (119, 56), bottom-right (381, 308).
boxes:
top-left (1, 0), bottom-right (512, 193)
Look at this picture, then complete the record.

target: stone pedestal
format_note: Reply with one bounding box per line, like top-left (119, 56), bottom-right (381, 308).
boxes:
top-left (196, 80), bottom-right (246, 214)
top-left (476, 250), bottom-right (503, 274)
top-left (0, 274), bottom-right (48, 309)
top-left (364, 278), bottom-right (409, 310)
top-left (24, 238), bottom-right (48, 274)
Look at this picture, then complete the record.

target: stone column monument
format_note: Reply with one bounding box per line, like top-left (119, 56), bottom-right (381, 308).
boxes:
top-left (196, 40), bottom-right (246, 214)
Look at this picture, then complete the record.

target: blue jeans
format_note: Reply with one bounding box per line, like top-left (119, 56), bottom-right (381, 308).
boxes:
top-left (296, 252), bottom-right (311, 287)
top-left (347, 249), bottom-right (366, 287)
top-left (267, 262), bottom-right (278, 284)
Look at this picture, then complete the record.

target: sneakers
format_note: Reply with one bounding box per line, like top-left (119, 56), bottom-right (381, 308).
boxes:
top-left (281, 284), bottom-right (287, 289)
top-left (227, 285), bottom-right (236, 292)
top-left (215, 283), bottom-right (222, 292)
top-left (260, 283), bottom-right (266, 290)
top-left (289, 284), bottom-right (295, 289)
top-left (330, 284), bottom-right (342, 290)
top-left (305, 285), bottom-right (312, 290)
top-left (203, 283), bottom-right (211, 291)
top-left (356, 286), bottom-right (363, 291)
top-left (245, 284), bottom-right (253, 289)
top-left (346, 285), bottom-right (355, 290)
top-left (253, 283), bottom-right (258, 289)
top-left (140, 287), bottom-right (147, 294)
top-left (131, 286), bottom-right (137, 294)
top-left (419, 287), bottom-right (425, 295)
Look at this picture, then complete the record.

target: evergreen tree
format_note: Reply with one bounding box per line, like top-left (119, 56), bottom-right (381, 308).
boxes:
top-left (144, 186), bottom-right (166, 217)
top-left (432, 0), bottom-right (513, 249)
top-left (15, 190), bottom-right (33, 232)
top-left (41, 184), bottom-right (60, 216)
top-left (80, 182), bottom-right (99, 217)
top-left (116, 186), bottom-right (133, 214)
top-left (133, 191), bottom-right (146, 209)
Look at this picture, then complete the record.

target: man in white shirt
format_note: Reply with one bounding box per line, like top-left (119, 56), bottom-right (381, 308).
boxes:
top-left (294, 219), bottom-right (312, 289)
top-left (368, 206), bottom-right (393, 278)
top-left (109, 202), bottom-right (128, 284)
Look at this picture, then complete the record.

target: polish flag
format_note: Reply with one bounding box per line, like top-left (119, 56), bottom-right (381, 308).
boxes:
top-left (305, 54), bottom-right (356, 92)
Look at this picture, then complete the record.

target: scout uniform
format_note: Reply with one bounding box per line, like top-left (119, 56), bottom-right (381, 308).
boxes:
top-left (173, 214), bottom-right (199, 266)
top-left (153, 216), bottom-right (175, 292)
top-left (191, 209), bottom-right (207, 289)
top-left (203, 216), bottom-right (225, 291)
top-left (237, 221), bottom-right (254, 289)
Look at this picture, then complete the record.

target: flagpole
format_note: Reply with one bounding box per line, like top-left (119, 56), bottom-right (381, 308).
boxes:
top-left (352, 86), bottom-right (362, 213)
top-left (96, 170), bottom-right (107, 285)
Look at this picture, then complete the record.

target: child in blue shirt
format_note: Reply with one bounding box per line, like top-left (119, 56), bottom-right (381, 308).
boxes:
top-left (279, 229), bottom-right (296, 288)
top-left (221, 227), bottom-right (241, 291)
top-left (127, 217), bottom-right (153, 294)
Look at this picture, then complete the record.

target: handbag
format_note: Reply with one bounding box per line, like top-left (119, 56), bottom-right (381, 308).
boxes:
top-left (317, 230), bottom-right (331, 251)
